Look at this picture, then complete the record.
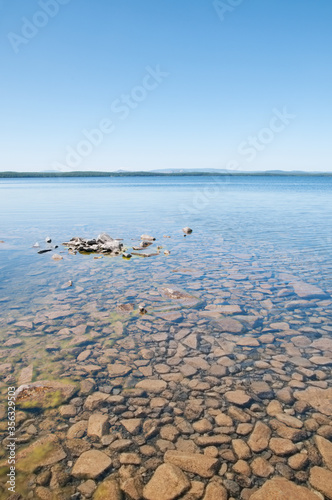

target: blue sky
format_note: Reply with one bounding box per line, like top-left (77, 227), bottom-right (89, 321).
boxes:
top-left (0, 0), bottom-right (331, 172)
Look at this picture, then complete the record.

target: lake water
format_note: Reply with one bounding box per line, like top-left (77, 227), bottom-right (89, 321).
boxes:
top-left (0, 175), bottom-right (332, 498)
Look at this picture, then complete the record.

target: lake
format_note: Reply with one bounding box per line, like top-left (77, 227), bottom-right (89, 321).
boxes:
top-left (0, 175), bottom-right (332, 498)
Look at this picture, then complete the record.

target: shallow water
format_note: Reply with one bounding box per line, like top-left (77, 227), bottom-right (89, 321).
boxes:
top-left (0, 175), bottom-right (332, 498)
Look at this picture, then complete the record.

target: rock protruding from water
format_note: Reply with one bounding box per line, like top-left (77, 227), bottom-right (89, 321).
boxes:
top-left (63, 233), bottom-right (123, 255)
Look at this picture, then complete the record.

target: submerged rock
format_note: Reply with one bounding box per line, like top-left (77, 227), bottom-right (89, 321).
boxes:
top-left (15, 380), bottom-right (78, 409)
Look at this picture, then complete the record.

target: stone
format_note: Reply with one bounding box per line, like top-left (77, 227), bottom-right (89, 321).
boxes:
top-left (288, 453), bottom-right (309, 470)
top-left (59, 404), bottom-right (76, 418)
top-left (248, 421), bottom-right (271, 453)
top-left (165, 450), bottom-right (219, 478)
top-left (294, 387), bottom-right (332, 416)
top-left (15, 435), bottom-right (66, 473)
top-left (87, 413), bottom-right (109, 439)
top-left (52, 254), bottom-right (63, 260)
top-left (121, 476), bottom-right (144, 500)
top-left (18, 364), bottom-right (34, 385)
top-left (232, 439), bottom-right (251, 460)
top-left (141, 234), bottom-right (156, 240)
top-left (121, 418), bottom-right (142, 435)
top-left (160, 424), bottom-right (180, 442)
top-left (136, 379), bottom-right (167, 394)
top-left (216, 318), bottom-right (243, 333)
top-left (67, 421), bottom-right (88, 439)
top-left (202, 482), bottom-right (227, 500)
top-left (84, 392), bottom-right (110, 411)
top-left (108, 363), bottom-right (132, 378)
top-left (182, 481), bottom-right (205, 500)
top-left (225, 390), bottom-right (251, 407)
top-left (93, 478), bottom-right (123, 500)
top-left (233, 459), bottom-right (251, 476)
top-left (192, 419), bottom-right (213, 434)
top-left (143, 463), bottom-right (190, 500)
top-left (215, 413), bottom-right (233, 427)
top-left (275, 413), bottom-right (303, 429)
top-left (251, 381), bottom-right (274, 399)
top-left (251, 457), bottom-right (274, 477)
top-left (119, 453), bottom-right (141, 465)
top-left (269, 438), bottom-right (297, 456)
top-left (251, 477), bottom-right (321, 500)
top-left (78, 479), bottom-right (97, 497)
top-left (267, 400), bottom-right (283, 416)
top-left (292, 280), bottom-right (327, 299)
top-left (310, 466), bottom-right (332, 499)
top-left (71, 450), bottom-right (112, 479)
top-left (15, 380), bottom-right (78, 410)
top-left (315, 435), bottom-right (332, 470)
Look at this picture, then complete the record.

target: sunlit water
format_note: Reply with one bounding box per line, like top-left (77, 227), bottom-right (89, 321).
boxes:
top-left (0, 175), bottom-right (331, 380)
top-left (1, 175), bottom-right (332, 495)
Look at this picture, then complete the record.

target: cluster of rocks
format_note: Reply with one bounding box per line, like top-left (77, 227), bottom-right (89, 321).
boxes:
top-left (63, 234), bottom-right (124, 256)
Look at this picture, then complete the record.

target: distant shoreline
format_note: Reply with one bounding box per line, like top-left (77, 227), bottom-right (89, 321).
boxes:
top-left (0, 171), bottom-right (331, 178)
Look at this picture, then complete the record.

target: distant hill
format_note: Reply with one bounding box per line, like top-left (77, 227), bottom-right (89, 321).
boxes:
top-left (0, 170), bottom-right (331, 178)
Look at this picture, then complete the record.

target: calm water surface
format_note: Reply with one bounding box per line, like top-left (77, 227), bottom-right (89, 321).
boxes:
top-left (1, 175), bottom-right (332, 496)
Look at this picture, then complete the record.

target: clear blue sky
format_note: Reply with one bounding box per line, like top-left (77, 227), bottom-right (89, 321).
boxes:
top-left (1, 0), bottom-right (331, 172)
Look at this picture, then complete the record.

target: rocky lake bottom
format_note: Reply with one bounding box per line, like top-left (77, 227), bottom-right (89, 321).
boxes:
top-left (0, 176), bottom-right (332, 500)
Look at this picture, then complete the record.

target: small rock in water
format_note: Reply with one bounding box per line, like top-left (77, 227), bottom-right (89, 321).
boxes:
top-left (182, 227), bottom-right (193, 234)
top-left (32, 242), bottom-right (40, 248)
top-left (38, 249), bottom-right (52, 254)
top-left (140, 241), bottom-right (153, 248)
top-left (52, 254), bottom-right (63, 261)
top-left (141, 234), bottom-right (155, 241)
top-left (122, 253), bottom-right (132, 259)
top-left (139, 303), bottom-right (147, 314)
top-left (45, 236), bottom-right (52, 243)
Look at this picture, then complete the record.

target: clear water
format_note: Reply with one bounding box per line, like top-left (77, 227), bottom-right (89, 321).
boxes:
top-left (1, 175), bottom-right (332, 496)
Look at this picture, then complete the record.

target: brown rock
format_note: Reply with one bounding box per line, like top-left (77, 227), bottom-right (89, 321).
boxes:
top-left (143, 463), bottom-right (190, 500)
top-left (275, 413), bottom-right (303, 429)
top-left (288, 453), bottom-right (309, 470)
top-left (181, 480), bottom-right (205, 500)
top-left (71, 450), bottom-right (112, 479)
top-left (216, 317), bottom-right (243, 333)
top-left (248, 421), bottom-right (271, 453)
top-left (315, 435), bottom-right (332, 470)
top-left (121, 476), bottom-right (143, 500)
top-left (225, 390), bottom-right (251, 407)
top-left (120, 418), bottom-right (142, 436)
top-left (192, 419), bottom-right (213, 434)
top-left (310, 466), bottom-right (332, 499)
top-left (15, 435), bottom-right (66, 473)
top-left (87, 413), bottom-right (109, 439)
top-left (269, 438), bottom-right (297, 456)
top-left (108, 363), bottom-right (132, 378)
top-left (251, 477), bottom-right (321, 500)
top-left (202, 482), bottom-right (227, 500)
top-left (165, 450), bottom-right (219, 478)
top-left (267, 400), bottom-right (283, 416)
top-left (232, 439), bottom-right (251, 460)
top-left (251, 457), bottom-right (274, 478)
top-left (93, 479), bottom-right (123, 500)
top-left (294, 387), bottom-right (332, 416)
top-left (233, 459), bottom-right (251, 476)
top-left (251, 381), bottom-right (274, 399)
top-left (136, 379), bottom-right (167, 394)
